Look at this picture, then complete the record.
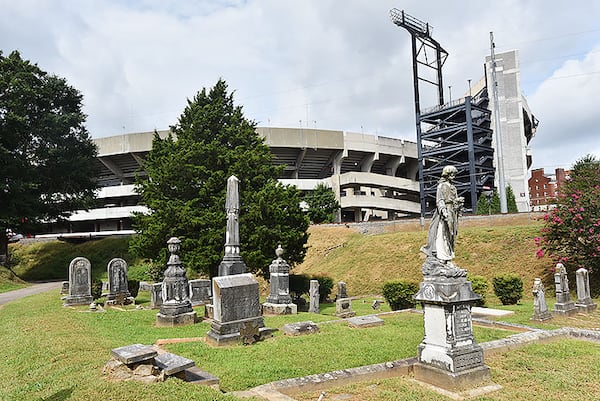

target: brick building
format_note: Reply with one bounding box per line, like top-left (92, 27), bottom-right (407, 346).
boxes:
top-left (528, 167), bottom-right (569, 210)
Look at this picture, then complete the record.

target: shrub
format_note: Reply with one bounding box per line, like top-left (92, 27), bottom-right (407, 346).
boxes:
top-left (127, 280), bottom-right (140, 298)
top-left (289, 274), bottom-right (310, 299)
top-left (314, 275), bottom-right (334, 303)
top-left (468, 275), bottom-right (489, 307)
top-left (91, 279), bottom-right (103, 301)
top-left (492, 273), bottom-right (523, 305)
top-left (382, 280), bottom-right (419, 310)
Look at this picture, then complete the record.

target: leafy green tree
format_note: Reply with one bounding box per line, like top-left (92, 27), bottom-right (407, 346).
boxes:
top-left (303, 183), bottom-right (340, 223)
top-left (476, 185), bottom-right (517, 214)
top-left (538, 155), bottom-right (600, 274)
top-left (0, 51), bottom-right (98, 259)
top-left (130, 79), bottom-right (309, 277)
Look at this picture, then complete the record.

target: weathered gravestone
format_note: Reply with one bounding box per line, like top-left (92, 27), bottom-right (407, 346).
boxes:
top-left (282, 321), bottom-right (320, 336)
top-left (156, 237), bottom-right (197, 326)
top-left (150, 283), bottom-right (163, 309)
top-left (206, 273), bottom-right (272, 346)
top-left (308, 280), bottom-right (320, 314)
top-left (552, 263), bottom-right (578, 316)
top-left (335, 281), bottom-right (355, 318)
top-left (188, 279), bottom-right (211, 306)
top-left (575, 267), bottom-right (597, 313)
top-left (348, 315), bottom-right (384, 328)
top-left (64, 257), bottom-right (94, 306)
top-left (413, 166), bottom-right (493, 393)
top-left (532, 278), bottom-right (552, 321)
top-left (262, 245), bottom-right (297, 315)
top-left (106, 258), bottom-right (134, 305)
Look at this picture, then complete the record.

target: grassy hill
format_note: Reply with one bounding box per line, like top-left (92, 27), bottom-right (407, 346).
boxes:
top-left (293, 217), bottom-right (551, 297)
top-left (2, 214), bottom-right (555, 298)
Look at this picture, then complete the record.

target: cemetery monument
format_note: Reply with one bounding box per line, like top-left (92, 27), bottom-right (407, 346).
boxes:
top-left (63, 257), bottom-right (94, 306)
top-left (218, 175), bottom-right (246, 276)
top-left (335, 281), bottom-right (356, 318)
top-left (262, 245), bottom-right (297, 315)
top-left (552, 263), bottom-right (577, 316)
top-left (308, 279), bottom-right (320, 314)
top-left (575, 267), bottom-right (597, 312)
top-left (207, 175), bottom-right (273, 345)
top-left (413, 166), bottom-right (492, 391)
top-left (106, 258), bottom-right (134, 305)
top-left (531, 278), bottom-right (552, 321)
top-left (156, 237), bottom-right (197, 326)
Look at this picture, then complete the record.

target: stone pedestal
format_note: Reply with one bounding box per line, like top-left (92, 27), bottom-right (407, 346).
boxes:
top-left (217, 254), bottom-right (247, 276)
top-left (156, 238), bottom-right (197, 327)
top-left (575, 268), bottom-right (597, 313)
top-left (262, 245), bottom-right (297, 315)
top-left (206, 273), bottom-right (272, 346)
top-left (413, 276), bottom-right (491, 392)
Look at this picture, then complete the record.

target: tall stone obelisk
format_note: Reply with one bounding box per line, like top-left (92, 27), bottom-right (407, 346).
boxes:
top-left (218, 175), bottom-right (247, 276)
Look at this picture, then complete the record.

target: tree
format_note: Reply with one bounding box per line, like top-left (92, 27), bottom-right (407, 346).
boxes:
top-left (303, 183), bottom-right (340, 223)
top-left (130, 79), bottom-right (310, 277)
top-left (0, 51), bottom-right (98, 260)
top-left (537, 154), bottom-right (600, 274)
top-left (475, 185), bottom-right (518, 214)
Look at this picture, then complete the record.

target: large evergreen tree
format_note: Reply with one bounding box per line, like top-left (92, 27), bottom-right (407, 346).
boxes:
top-left (0, 51), bottom-right (98, 259)
top-left (303, 183), bottom-right (340, 223)
top-left (130, 79), bottom-right (309, 277)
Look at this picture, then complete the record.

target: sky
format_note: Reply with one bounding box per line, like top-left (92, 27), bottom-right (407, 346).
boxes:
top-left (2, 0), bottom-right (600, 171)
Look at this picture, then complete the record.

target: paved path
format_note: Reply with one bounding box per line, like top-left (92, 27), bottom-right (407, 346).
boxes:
top-left (0, 281), bottom-right (63, 306)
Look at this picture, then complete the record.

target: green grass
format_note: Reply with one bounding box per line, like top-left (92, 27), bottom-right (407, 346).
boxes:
top-left (295, 339), bottom-right (600, 401)
top-left (0, 292), bottom-right (511, 400)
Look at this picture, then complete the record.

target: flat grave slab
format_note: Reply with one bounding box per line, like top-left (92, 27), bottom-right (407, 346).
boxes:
top-left (176, 366), bottom-right (220, 386)
top-left (154, 352), bottom-right (195, 376)
top-left (348, 315), bottom-right (384, 328)
top-left (282, 321), bottom-right (320, 336)
top-left (111, 344), bottom-right (157, 365)
top-left (471, 307), bottom-right (515, 318)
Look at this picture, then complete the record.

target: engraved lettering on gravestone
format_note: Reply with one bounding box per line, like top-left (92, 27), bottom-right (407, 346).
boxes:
top-left (454, 308), bottom-right (472, 338)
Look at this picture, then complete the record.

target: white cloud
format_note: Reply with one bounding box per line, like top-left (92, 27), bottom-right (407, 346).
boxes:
top-left (1, 0), bottom-right (600, 170)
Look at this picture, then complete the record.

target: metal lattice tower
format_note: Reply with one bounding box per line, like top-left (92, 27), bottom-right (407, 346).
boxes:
top-left (390, 9), bottom-right (494, 215)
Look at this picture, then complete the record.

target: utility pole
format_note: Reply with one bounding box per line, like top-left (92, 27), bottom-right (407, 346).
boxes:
top-left (490, 32), bottom-right (508, 214)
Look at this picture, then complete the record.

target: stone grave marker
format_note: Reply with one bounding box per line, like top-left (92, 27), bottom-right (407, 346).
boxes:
top-left (308, 279), bottom-right (320, 314)
top-left (282, 321), bottom-right (320, 336)
top-left (335, 281), bottom-right (355, 318)
top-left (63, 257), bottom-right (94, 306)
top-left (206, 273), bottom-right (272, 346)
top-left (575, 267), bottom-right (597, 313)
top-left (218, 175), bottom-right (247, 276)
top-left (106, 258), bottom-right (134, 305)
top-left (188, 279), bottom-right (211, 306)
top-left (532, 278), bottom-right (552, 321)
top-left (111, 344), bottom-right (157, 365)
top-left (156, 237), bottom-right (197, 326)
top-left (154, 352), bottom-right (195, 376)
top-left (150, 283), bottom-right (163, 309)
top-left (262, 245), bottom-right (297, 315)
top-left (348, 315), bottom-right (384, 328)
top-left (552, 263), bottom-right (578, 316)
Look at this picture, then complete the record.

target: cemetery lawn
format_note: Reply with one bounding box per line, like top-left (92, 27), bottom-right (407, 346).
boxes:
top-left (0, 291), bottom-right (510, 401)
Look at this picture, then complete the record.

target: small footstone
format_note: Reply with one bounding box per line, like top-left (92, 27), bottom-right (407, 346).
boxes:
top-left (282, 321), bottom-right (320, 336)
top-left (348, 315), bottom-right (384, 328)
top-left (175, 366), bottom-right (220, 386)
top-left (154, 352), bottom-right (195, 376)
top-left (111, 344), bottom-right (157, 365)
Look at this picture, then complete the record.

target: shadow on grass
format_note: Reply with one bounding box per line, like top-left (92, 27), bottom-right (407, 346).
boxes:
top-left (43, 387), bottom-right (74, 401)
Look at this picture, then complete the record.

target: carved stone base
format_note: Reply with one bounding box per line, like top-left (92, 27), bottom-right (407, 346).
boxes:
top-left (63, 295), bottom-right (93, 307)
top-left (552, 302), bottom-right (578, 316)
top-left (217, 255), bottom-right (247, 276)
top-left (156, 311), bottom-right (198, 327)
top-left (262, 302), bottom-right (297, 315)
top-left (531, 310), bottom-right (552, 321)
top-left (413, 362), bottom-right (491, 392)
top-left (576, 302), bottom-right (597, 313)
